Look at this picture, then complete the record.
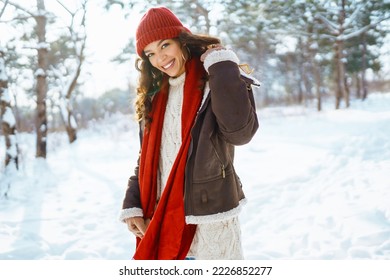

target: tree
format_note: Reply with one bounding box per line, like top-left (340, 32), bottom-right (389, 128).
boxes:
top-left (1, 0), bottom-right (89, 149)
top-left (1, 48), bottom-right (20, 197)
top-left (217, 0), bottom-right (271, 106)
top-left (49, 0), bottom-right (88, 143)
top-left (256, 0), bottom-right (337, 109)
top-left (34, 0), bottom-right (49, 157)
top-left (106, 0), bottom-right (390, 109)
top-left (3, 0), bottom-right (50, 157)
top-left (1, 0), bottom-right (20, 198)
top-left (315, 0), bottom-right (390, 108)
top-left (249, 0), bottom-right (389, 109)
top-left (345, 1), bottom-right (389, 100)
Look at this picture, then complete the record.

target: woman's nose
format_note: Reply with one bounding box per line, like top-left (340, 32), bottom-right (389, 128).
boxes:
top-left (157, 52), bottom-right (166, 63)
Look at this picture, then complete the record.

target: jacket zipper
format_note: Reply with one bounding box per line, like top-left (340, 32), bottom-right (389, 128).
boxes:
top-left (203, 85), bottom-right (226, 179)
top-left (211, 140), bottom-right (226, 179)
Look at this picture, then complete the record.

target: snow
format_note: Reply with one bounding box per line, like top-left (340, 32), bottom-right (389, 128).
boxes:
top-left (0, 88), bottom-right (11, 103)
top-left (1, 93), bottom-right (390, 260)
top-left (59, 101), bottom-right (78, 129)
top-left (2, 107), bottom-right (16, 128)
top-left (6, 135), bottom-right (18, 159)
top-left (36, 42), bottom-right (50, 50)
top-left (34, 68), bottom-right (46, 77)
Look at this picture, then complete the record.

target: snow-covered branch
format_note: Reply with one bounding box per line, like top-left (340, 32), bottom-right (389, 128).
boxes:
top-left (5, 0), bottom-right (34, 17)
top-left (315, 12), bottom-right (339, 35)
top-left (0, 15), bottom-right (32, 22)
top-left (55, 0), bottom-right (73, 15)
top-left (338, 15), bottom-right (390, 41)
top-left (2, 105), bottom-right (16, 127)
top-left (0, 0), bottom-right (8, 18)
top-left (34, 68), bottom-right (46, 77)
top-left (342, 3), bottom-right (367, 30)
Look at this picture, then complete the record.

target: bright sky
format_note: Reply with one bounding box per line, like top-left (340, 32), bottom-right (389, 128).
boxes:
top-left (0, 0), bottom-right (143, 98)
top-left (82, 2), bottom-right (142, 96)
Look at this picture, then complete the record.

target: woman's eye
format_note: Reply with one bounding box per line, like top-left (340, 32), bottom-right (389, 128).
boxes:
top-left (146, 53), bottom-right (154, 58)
top-left (161, 43), bottom-right (169, 49)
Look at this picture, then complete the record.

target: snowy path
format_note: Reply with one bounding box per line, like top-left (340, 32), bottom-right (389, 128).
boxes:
top-left (1, 94), bottom-right (390, 259)
top-left (1, 116), bottom-right (138, 259)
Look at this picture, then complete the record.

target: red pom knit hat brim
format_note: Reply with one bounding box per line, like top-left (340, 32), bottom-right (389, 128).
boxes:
top-left (136, 7), bottom-right (191, 56)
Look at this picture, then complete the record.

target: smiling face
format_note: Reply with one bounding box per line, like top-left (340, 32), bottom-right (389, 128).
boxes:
top-left (143, 39), bottom-right (186, 78)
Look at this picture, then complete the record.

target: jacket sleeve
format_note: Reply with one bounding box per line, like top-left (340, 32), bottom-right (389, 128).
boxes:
top-left (118, 124), bottom-right (144, 222)
top-left (204, 49), bottom-right (259, 145)
top-left (118, 156), bottom-right (143, 223)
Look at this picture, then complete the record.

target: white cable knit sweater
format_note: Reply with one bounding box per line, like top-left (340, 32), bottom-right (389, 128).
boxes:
top-left (157, 73), bottom-right (185, 198)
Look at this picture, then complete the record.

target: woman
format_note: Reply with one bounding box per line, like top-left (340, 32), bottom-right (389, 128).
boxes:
top-left (119, 6), bottom-right (259, 260)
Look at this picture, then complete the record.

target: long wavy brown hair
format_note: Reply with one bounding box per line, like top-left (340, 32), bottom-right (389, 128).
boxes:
top-left (134, 32), bottom-right (220, 128)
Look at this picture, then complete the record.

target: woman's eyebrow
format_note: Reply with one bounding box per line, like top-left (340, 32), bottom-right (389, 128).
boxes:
top-left (144, 39), bottom-right (166, 54)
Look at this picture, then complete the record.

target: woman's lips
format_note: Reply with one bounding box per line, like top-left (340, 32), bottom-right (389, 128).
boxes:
top-left (162, 59), bottom-right (174, 70)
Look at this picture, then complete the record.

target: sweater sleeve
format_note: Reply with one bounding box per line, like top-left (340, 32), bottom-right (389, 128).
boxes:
top-left (205, 50), bottom-right (259, 145)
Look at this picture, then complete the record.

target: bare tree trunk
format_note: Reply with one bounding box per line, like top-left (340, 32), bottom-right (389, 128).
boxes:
top-left (310, 52), bottom-right (322, 111)
top-left (35, 0), bottom-right (48, 158)
top-left (361, 32), bottom-right (368, 100)
top-left (334, 0), bottom-right (349, 109)
top-left (297, 38), bottom-right (305, 105)
top-left (306, 24), bottom-right (322, 111)
top-left (59, 97), bottom-right (77, 143)
top-left (344, 74), bottom-right (350, 106)
top-left (65, 108), bottom-right (77, 143)
top-left (1, 49), bottom-right (19, 197)
top-left (285, 53), bottom-right (295, 104)
top-left (334, 41), bottom-right (349, 108)
top-left (355, 73), bottom-right (361, 99)
top-left (66, 122), bottom-right (77, 143)
top-left (334, 41), bottom-right (344, 109)
top-left (315, 70), bottom-right (322, 111)
top-left (297, 66), bottom-right (304, 104)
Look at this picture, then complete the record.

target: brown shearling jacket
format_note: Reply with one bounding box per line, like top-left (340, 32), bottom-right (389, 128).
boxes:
top-left (121, 60), bottom-right (259, 224)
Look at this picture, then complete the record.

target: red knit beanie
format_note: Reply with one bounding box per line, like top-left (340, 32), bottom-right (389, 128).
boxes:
top-left (135, 7), bottom-right (191, 56)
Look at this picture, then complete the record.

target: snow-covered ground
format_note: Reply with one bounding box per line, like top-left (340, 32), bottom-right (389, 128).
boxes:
top-left (1, 93), bottom-right (390, 260)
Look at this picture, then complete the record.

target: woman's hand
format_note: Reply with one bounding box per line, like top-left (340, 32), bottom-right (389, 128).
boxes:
top-left (200, 44), bottom-right (225, 62)
top-left (125, 217), bottom-right (150, 238)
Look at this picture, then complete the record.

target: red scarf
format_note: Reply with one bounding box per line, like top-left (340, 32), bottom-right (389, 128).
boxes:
top-left (133, 58), bottom-right (206, 260)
